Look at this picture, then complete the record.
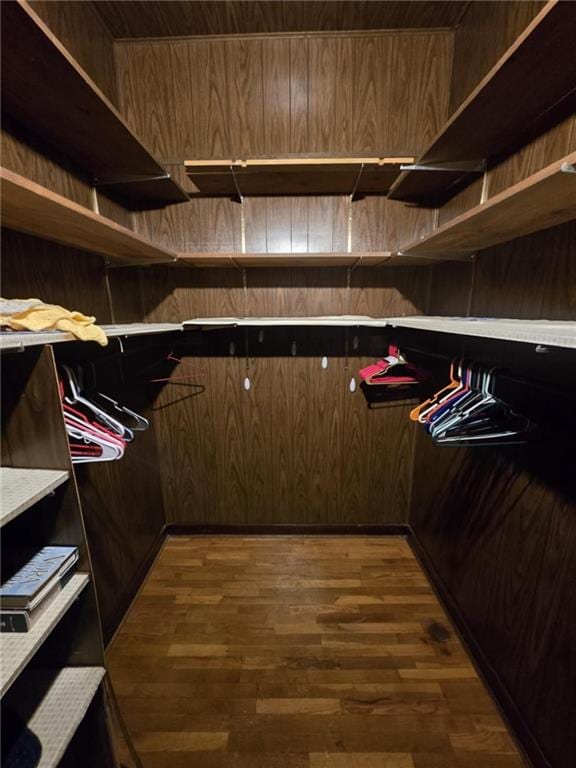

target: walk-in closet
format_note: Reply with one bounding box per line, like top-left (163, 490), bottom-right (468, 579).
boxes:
top-left (1, 1), bottom-right (575, 767)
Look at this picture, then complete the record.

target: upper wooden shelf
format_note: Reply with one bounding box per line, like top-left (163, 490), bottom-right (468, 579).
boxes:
top-left (1, 168), bottom-right (178, 265)
top-left (396, 153), bottom-right (576, 260)
top-left (178, 251), bottom-right (392, 267)
top-left (184, 156), bottom-right (413, 197)
top-left (0, 0), bottom-right (188, 210)
top-left (388, 1), bottom-right (576, 206)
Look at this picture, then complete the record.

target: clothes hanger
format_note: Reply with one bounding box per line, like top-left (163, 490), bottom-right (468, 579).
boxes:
top-left (89, 392), bottom-right (149, 431)
top-left (431, 365), bottom-right (535, 446)
top-left (360, 345), bottom-right (428, 388)
top-left (61, 365), bottom-right (135, 442)
top-left (59, 377), bottom-right (127, 463)
top-left (412, 361), bottom-right (466, 424)
top-left (64, 418), bottom-right (125, 462)
top-left (80, 361), bottom-right (150, 431)
top-left (410, 360), bottom-right (461, 422)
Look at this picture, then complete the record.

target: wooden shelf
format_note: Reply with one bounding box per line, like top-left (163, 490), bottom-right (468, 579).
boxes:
top-left (178, 252), bottom-right (392, 267)
top-left (0, 468), bottom-right (69, 527)
top-left (0, 323), bottom-right (184, 351)
top-left (0, 574), bottom-right (89, 696)
top-left (396, 154), bottom-right (576, 260)
top-left (184, 156), bottom-right (413, 197)
top-left (183, 316), bottom-right (390, 329)
top-left (385, 317), bottom-right (576, 349)
top-left (1, 0), bottom-right (187, 209)
top-left (1, 168), bottom-right (178, 265)
top-left (11, 666), bottom-right (106, 768)
top-left (389, 1), bottom-right (576, 205)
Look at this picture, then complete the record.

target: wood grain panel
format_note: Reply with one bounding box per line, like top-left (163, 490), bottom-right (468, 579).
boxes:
top-left (307, 38), bottom-right (339, 153)
top-left (352, 198), bottom-right (436, 254)
top-left (1, 122), bottom-right (94, 209)
top-left (437, 176), bottom-right (484, 227)
top-left (30, 0), bottom-right (118, 104)
top-left (411, 220), bottom-right (576, 768)
top-left (289, 38), bottom-right (309, 153)
top-left (488, 111), bottom-right (576, 199)
top-left (404, 32), bottom-right (453, 154)
top-left (95, 1), bottom-right (469, 38)
top-left (262, 38), bottom-right (291, 155)
top-left (449, 1), bottom-right (545, 114)
top-left (64, 353), bottom-right (166, 644)
top-left (352, 36), bottom-right (383, 152)
top-left (470, 220), bottom-right (576, 321)
top-left (1, 229), bottom-right (111, 322)
top-left (226, 38), bottom-right (264, 157)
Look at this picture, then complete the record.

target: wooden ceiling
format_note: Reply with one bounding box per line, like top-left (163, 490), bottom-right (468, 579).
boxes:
top-left (93, 1), bottom-right (470, 39)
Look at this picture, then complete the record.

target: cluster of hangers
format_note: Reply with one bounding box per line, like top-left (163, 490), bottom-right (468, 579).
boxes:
top-left (409, 360), bottom-right (535, 446)
top-left (59, 364), bottom-right (149, 463)
top-left (359, 345), bottom-right (429, 389)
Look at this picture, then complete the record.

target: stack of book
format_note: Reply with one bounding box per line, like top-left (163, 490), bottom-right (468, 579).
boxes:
top-left (0, 546), bottom-right (79, 632)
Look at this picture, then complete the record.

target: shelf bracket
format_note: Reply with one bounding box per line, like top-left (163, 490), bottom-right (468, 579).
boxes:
top-left (105, 257), bottom-right (179, 269)
top-left (400, 160), bottom-right (485, 173)
top-left (93, 173), bottom-right (172, 186)
top-left (230, 166), bottom-right (244, 204)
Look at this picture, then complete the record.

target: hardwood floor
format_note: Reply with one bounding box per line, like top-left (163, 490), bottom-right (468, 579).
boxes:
top-left (107, 536), bottom-right (527, 768)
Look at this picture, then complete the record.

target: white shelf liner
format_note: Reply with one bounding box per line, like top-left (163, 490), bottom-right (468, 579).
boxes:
top-left (13, 666), bottom-right (106, 768)
top-left (0, 468), bottom-right (69, 527)
top-left (0, 323), bottom-right (183, 350)
top-left (184, 315), bottom-right (390, 328)
top-left (385, 316), bottom-right (576, 349)
top-left (0, 574), bottom-right (89, 695)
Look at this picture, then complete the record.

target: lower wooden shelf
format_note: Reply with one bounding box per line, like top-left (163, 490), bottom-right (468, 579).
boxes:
top-left (10, 666), bottom-right (106, 768)
top-left (396, 153), bottom-right (576, 260)
top-left (0, 168), bottom-right (177, 265)
top-left (0, 574), bottom-right (89, 696)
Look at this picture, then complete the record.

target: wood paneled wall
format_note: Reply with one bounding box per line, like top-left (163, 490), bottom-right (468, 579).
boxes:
top-left (411, 220), bottom-right (576, 768)
top-left (115, 31), bottom-right (452, 158)
top-left (448, 1), bottom-right (545, 115)
top-left (115, 30), bottom-right (452, 253)
top-left (140, 264), bottom-right (429, 526)
top-left (139, 266), bottom-right (424, 529)
top-left (95, 1), bottom-right (469, 39)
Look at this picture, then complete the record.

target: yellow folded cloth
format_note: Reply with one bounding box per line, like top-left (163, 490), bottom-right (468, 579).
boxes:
top-left (0, 298), bottom-right (108, 346)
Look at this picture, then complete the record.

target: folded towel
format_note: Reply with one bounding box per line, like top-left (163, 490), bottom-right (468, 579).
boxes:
top-left (0, 298), bottom-right (108, 346)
